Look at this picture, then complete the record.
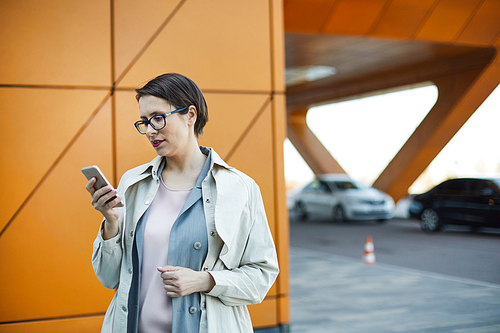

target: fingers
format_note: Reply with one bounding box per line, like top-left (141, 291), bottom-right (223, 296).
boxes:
top-left (94, 185), bottom-right (114, 201)
top-left (160, 272), bottom-right (180, 297)
top-left (104, 195), bottom-right (124, 209)
top-left (158, 266), bottom-right (183, 297)
top-left (164, 287), bottom-right (181, 298)
top-left (158, 266), bottom-right (180, 281)
top-left (157, 266), bottom-right (204, 298)
top-left (86, 178), bottom-right (116, 207)
top-left (85, 177), bottom-right (97, 195)
top-left (91, 185), bottom-right (122, 212)
top-left (161, 272), bottom-right (179, 287)
top-left (93, 186), bottom-right (113, 206)
top-left (85, 178), bottom-right (121, 227)
top-left (157, 265), bottom-right (176, 273)
top-left (164, 282), bottom-right (184, 298)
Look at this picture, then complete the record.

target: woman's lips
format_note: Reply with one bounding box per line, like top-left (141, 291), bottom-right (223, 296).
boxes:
top-left (151, 140), bottom-right (163, 148)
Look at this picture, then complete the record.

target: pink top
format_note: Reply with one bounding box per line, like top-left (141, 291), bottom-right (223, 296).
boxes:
top-left (138, 178), bottom-right (191, 333)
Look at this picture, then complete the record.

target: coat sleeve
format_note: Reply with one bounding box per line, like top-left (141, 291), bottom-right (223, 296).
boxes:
top-left (91, 219), bottom-right (123, 289)
top-left (91, 173), bottom-right (128, 290)
top-left (205, 181), bottom-right (279, 306)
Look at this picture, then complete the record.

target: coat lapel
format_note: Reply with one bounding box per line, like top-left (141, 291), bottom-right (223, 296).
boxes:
top-left (177, 151), bottom-right (212, 218)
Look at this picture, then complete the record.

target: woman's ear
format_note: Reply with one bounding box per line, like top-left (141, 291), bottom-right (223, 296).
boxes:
top-left (187, 105), bottom-right (197, 126)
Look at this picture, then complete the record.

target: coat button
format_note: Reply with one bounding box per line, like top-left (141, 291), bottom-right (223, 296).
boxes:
top-left (193, 242), bottom-right (202, 250)
top-left (145, 200), bottom-right (150, 205)
top-left (201, 302), bottom-right (206, 308)
top-left (115, 238), bottom-right (121, 244)
top-left (130, 231), bottom-right (134, 237)
top-left (205, 198), bottom-right (210, 203)
top-left (128, 268), bottom-right (132, 274)
top-left (210, 231), bottom-right (216, 237)
top-left (203, 266), bottom-right (208, 271)
top-left (122, 305), bottom-right (127, 312)
top-left (189, 306), bottom-right (197, 314)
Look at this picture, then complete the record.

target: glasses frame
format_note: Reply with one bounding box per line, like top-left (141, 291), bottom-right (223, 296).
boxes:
top-left (134, 107), bottom-right (188, 134)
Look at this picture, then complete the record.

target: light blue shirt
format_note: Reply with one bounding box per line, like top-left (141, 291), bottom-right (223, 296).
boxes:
top-left (127, 151), bottom-right (212, 333)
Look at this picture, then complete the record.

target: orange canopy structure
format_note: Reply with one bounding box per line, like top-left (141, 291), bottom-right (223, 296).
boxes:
top-left (284, 0), bottom-right (500, 201)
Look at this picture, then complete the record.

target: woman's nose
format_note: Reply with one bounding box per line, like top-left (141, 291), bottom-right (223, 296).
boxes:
top-left (145, 123), bottom-right (158, 135)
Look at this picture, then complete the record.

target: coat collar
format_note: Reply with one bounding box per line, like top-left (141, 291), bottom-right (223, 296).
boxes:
top-left (202, 146), bottom-right (232, 172)
top-left (129, 146), bottom-right (231, 184)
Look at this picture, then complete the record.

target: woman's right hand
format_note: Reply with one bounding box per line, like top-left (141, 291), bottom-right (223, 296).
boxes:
top-left (85, 177), bottom-right (122, 239)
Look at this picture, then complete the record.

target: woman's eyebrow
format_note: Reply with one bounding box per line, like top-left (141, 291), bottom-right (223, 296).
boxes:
top-left (140, 111), bottom-right (166, 120)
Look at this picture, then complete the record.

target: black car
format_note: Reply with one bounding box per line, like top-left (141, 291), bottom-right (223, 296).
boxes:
top-left (409, 177), bottom-right (500, 232)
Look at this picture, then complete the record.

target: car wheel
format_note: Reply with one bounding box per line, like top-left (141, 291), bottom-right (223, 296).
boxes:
top-left (293, 202), bottom-right (308, 221)
top-left (420, 208), bottom-right (441, 232)
top-left (333, 205), bottom-right (346, 223)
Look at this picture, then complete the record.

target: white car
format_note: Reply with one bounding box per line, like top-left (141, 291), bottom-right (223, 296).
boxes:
top-left (289, 174), bottom-right (395, 222)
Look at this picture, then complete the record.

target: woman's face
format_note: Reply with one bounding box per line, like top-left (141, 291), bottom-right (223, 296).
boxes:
top-left (138, 95), bottom-right (195, 157)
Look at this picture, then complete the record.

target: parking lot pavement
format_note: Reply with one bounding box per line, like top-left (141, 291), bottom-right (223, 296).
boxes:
top-left (289, 247), bottom-right (500, 333)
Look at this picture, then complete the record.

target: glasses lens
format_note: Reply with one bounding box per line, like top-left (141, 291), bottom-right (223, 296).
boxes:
top-left (150, 115), bottom-right (166, 130)
top-left (134, 114), bottom-right (168, 134)
top-left (136, 122), bottom-right (147, 134)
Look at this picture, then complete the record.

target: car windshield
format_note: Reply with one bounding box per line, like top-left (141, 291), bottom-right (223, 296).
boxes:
top-left (326, 180), bottom-right (364, 190)
top-left (490, 179), bottom-right (500, 191)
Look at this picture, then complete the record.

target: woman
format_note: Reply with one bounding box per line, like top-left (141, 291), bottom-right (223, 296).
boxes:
top-left (87, 73), bottom-right (279, 333)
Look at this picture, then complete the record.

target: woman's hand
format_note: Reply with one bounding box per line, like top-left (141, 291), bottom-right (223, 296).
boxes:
top-left (85, 177), bottom-right (123, 239)
top-left (157, 265), bottom-right (215, 297)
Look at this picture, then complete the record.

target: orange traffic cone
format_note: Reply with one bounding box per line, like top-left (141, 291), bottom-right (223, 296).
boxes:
top-left (363, 236), bottom-right (376, 265)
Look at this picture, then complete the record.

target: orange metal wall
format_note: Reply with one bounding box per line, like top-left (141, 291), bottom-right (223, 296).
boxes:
top-left (0, 0), bottom-right (289, 331)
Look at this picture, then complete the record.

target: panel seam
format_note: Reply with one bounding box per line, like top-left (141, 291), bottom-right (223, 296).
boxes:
top-left (110, 0), bottom-right (118, 185)
top-left (365, 0), bottom-right (394, 36)
top-left (224, 95), bottom-right (273, 162)
top-left (452, 0), bottom-right (486, 43)
top-left (0, 84), bottom-right (110, 90)
top-left (0, 312), bottom-right (106, 326)
top-left (0, 93), bottom-right (112, 239)
top-left (268, 0), bottom-right (282, 326)
top-left (114, 0), bottom-right (187, 85)
top-left (409, 0), bottom-right (441, 40)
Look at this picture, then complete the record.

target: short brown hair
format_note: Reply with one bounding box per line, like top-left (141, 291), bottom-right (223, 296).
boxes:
top-left (135, 73), bottom-right (208, 137)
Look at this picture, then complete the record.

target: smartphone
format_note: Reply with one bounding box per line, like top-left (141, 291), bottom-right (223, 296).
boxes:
top-left (81, 165), bottom-right (124, 207)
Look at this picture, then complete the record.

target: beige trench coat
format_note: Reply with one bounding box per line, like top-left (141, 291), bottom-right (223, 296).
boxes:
top-left (92, 147), bottom-right (279, 332)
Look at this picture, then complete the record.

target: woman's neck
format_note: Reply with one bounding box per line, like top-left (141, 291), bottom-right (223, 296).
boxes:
top-left (161, 142), bottom-right (207, 190)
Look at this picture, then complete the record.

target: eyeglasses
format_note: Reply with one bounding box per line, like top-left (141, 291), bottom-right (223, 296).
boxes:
top-left (134, 107), bottom-right (187, 134)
